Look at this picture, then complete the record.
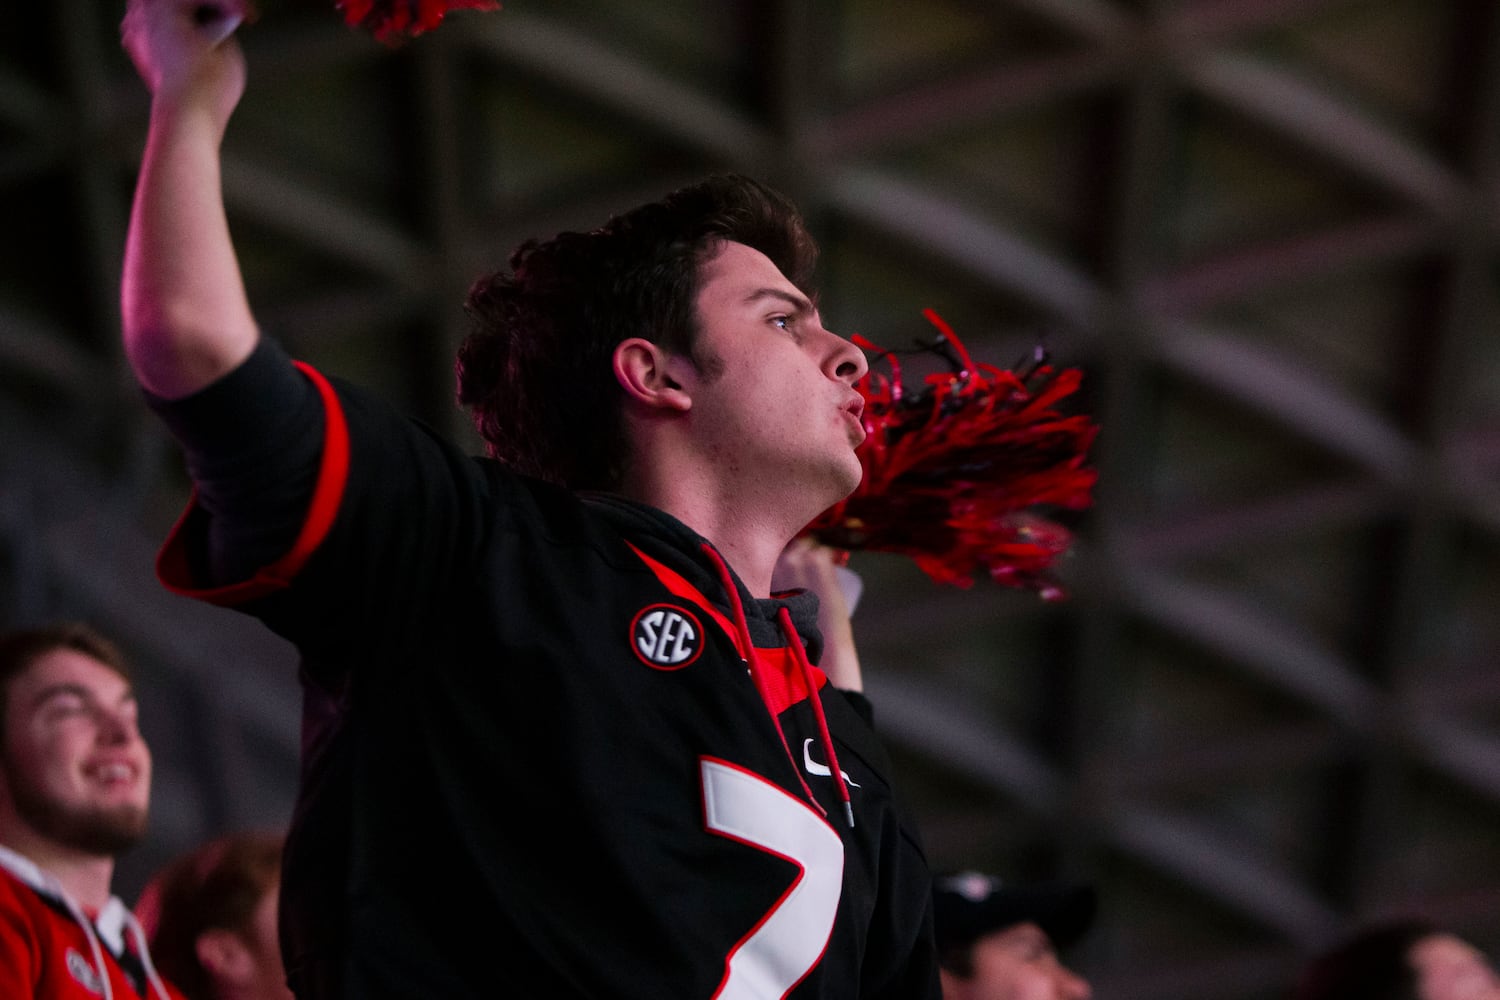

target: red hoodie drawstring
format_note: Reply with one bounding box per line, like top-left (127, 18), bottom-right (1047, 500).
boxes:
top-left (778, 605), bottom-right (856, 830)
top-left (701, 544), bottom-right (855, 830)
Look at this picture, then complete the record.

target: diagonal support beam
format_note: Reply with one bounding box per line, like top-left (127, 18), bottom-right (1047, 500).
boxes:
top-left (1111, 804), bottom-right (1343, 943)
top-left (1151, 321), bottom-right (1420, 483)
top-left (1116, 565), bottom-right (1382, 729)
top-left (865, 673), bottom-right (1065, 813)
top-left (822, 166), bottom-right (1106, 327)
top-left (466, 12), bottom-right (772, 166)
top-left (1143, 215), bottom-right (1440, 314)
top-left (1181, 52), bottom-right (1466, 216)
top-left (222, 156), bottom-right (435, 284)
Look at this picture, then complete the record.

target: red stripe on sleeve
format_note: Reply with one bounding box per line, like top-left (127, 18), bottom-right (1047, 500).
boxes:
top-left (155, 361), bottom-right (351, 606)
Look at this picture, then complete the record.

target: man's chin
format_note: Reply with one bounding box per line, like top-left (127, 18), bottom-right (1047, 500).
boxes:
top-left (23, 800), bottom-right (149, 857)
top-left (73, 810), bottom-right (149, 856)
top-left (836, 457), bottom-right (865, 499)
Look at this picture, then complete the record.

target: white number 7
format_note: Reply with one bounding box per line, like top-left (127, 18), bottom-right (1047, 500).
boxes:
top-left (701, 757), bottom-right (845, 999)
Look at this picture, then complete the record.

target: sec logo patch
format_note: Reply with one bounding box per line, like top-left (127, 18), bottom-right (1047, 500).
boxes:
top-left (631, 604), bottom-right (704, 670)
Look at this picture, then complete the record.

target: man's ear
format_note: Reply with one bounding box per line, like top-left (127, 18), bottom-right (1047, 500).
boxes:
top-left (195, 928), bottom-right (253, 985)
top-left (613, 338), bottom-right (693, 413)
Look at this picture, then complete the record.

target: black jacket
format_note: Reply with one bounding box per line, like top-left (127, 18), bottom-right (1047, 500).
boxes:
top-left (152, 340), bottom-right (939, 999)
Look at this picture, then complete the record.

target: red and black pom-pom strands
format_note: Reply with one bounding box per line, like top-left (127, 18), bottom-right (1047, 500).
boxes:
top-left (805, 310), bottom-right (1098, 599)
top-left (337, 0), bottom-right (498, 41)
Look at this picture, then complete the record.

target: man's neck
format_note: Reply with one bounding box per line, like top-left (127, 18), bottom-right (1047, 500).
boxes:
top-left (0, 826), bottom-right (115, 910)
top-left (621, 478), bottom-right (803, 598)
top-left (685, 517), bottom-right (790, 599)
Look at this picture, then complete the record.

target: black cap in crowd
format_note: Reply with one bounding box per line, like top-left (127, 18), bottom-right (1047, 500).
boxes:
top-left (932, 871), bottom-right (1097, 953)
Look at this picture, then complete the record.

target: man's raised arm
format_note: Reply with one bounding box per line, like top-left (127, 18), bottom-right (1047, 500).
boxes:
top-left (121, 0), bottom-right (258, 400)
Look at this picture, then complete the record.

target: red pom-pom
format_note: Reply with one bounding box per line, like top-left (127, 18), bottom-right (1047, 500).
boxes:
top-left (803, 310), bottom-right (1098, 596)
top-left (338, 0), bottom-right (499, 42)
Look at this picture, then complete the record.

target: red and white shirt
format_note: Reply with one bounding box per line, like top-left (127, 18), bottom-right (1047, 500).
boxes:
top-left (0, 846), bottom-right (182, 1000)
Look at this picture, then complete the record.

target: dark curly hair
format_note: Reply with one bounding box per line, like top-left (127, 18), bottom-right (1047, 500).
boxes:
top-left (456, 174), bottom-right (819, 491)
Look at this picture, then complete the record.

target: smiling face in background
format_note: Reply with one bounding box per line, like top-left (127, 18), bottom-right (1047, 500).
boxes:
top-left (676, 240), bottom-right (869, 515)
top-left (0, 647), bottom-right (151, 856)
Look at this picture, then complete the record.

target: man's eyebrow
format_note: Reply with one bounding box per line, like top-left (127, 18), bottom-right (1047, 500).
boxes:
top-left (741, 287), bottom-right (817, 316)
top-left (30, 683), bottom-right (135, 711)
top-left (30, 683), bottom-right (93, 709)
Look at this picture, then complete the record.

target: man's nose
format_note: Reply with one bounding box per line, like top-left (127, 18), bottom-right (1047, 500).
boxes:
top-left (96, 708), bottom-right (139, 745)
top-left (826, 329), bottom-right (869, 382)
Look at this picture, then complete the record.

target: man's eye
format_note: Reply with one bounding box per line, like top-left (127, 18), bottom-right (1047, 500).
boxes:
top-left (771, 315), bottom-right (791, 330)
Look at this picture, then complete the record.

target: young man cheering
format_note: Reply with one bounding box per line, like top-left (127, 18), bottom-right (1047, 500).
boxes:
top-left (119, 1), bottom-right (940, 996)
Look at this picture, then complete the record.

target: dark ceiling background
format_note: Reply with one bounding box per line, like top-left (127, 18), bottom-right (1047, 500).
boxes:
top-left (4, 1), bottom-right (1500, 996)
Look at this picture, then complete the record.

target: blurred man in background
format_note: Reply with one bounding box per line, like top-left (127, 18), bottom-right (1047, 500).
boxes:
top-left (1293, 919), bottom-right (1500, 1000)
top-left (933, 871), bottom-right (1095, 1000)
top-left (0, 622), bottom-right (182, 1000)
top-left (136, 831), bottom-right (293, 1000)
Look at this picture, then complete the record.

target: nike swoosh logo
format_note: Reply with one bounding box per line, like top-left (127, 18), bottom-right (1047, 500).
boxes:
top-left (803, 738), bottom-right (860, 787)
